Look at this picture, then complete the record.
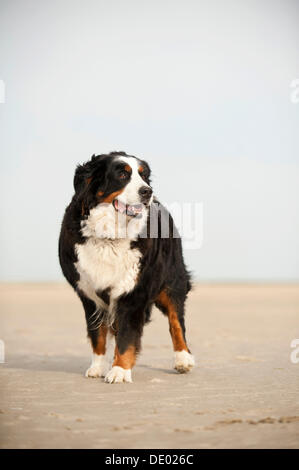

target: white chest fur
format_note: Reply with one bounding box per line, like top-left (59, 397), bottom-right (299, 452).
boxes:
top-left (75, 238), bottom-right (142, 305)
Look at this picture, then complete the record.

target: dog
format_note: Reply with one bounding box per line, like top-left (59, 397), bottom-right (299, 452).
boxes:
top-left (59, 151), bottom-right (194, 383)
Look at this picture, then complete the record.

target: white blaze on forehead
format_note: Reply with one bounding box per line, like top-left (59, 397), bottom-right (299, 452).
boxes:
top-left (117, 156), bottom-right (149, 205)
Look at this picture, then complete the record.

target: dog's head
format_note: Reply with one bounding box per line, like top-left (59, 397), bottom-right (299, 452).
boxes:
top-left (74, 151), bottom-right (153, 216)
top-left (73, 152), bottom-right (153, 238)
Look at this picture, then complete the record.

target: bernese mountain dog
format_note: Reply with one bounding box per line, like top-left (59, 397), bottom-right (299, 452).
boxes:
top-left (59, 151), bottom-right (194, 383)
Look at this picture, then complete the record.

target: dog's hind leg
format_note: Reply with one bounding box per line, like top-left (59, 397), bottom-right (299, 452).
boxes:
top-left (79, 294), bottom-right (113, 378)
top-left (156, 290), bottom-right (194, 373)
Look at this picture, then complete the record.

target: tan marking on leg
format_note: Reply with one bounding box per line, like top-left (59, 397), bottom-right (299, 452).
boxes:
top-left (156, 290), bottom-right (188, 352)
top-left (113, 345), bottom-right (136, 370)
top-left (93, 325), bottom-right (108, 355)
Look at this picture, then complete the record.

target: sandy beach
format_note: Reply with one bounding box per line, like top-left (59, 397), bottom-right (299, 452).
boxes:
top-left (0, 283), bottom-right (298, 449)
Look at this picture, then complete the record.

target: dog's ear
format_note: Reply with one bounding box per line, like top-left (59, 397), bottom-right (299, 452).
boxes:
top-left (73, 163), bottom-right (91, 193)
top-left (73, 154), bottom-right (107, 194)
top-left (73, 154), bottom-right (100, 193)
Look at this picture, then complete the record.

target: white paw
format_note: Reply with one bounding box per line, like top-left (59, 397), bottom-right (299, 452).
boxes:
top-left (174, 350), bottom-right (195, 374)
top-left (85, 354), bottom-right (111, 378)
top-left (104, 366), bottom-right (132, 384)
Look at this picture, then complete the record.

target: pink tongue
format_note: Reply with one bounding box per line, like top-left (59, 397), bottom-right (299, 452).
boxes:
top-left (128, 204), bottom-right (142, 214)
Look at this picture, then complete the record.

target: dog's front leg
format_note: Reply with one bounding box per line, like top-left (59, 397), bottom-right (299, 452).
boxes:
top-left (104, 344), bottom-right (136, 384)
top-left (105, 297), bottom-right (145, 384)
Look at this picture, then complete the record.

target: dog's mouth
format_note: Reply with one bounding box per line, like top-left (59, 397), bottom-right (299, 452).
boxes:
top-left (112, 199), bottom-right (144, 218)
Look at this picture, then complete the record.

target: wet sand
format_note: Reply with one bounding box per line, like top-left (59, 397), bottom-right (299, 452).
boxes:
top-left (0, 283), bottom-right (298, 449)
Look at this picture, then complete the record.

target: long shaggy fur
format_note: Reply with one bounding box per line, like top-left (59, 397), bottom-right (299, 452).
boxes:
top-left (59, 151), bottom-right (192, 380)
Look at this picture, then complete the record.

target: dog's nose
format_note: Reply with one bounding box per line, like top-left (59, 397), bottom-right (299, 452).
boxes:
top-left (138, 186), bottom-right (153, 201)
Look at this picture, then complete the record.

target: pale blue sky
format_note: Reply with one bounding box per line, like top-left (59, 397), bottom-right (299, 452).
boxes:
top-left (0, 0), bottom-right (298, 281)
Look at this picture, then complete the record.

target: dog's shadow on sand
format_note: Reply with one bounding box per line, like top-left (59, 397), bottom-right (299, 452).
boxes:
top-left (137, 363), bottom-right (178, 375)
top-left (2, 355), bottom-right (177, 376)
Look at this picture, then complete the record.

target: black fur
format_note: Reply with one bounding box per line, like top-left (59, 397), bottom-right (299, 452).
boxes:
top-left (59, 151), bottom-right (191, 365)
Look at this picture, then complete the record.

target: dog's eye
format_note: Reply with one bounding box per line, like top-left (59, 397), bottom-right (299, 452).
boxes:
top-left (119, 171), bottom-right (129, 180)
top-left (140, 172), bottom-right (148, 182)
